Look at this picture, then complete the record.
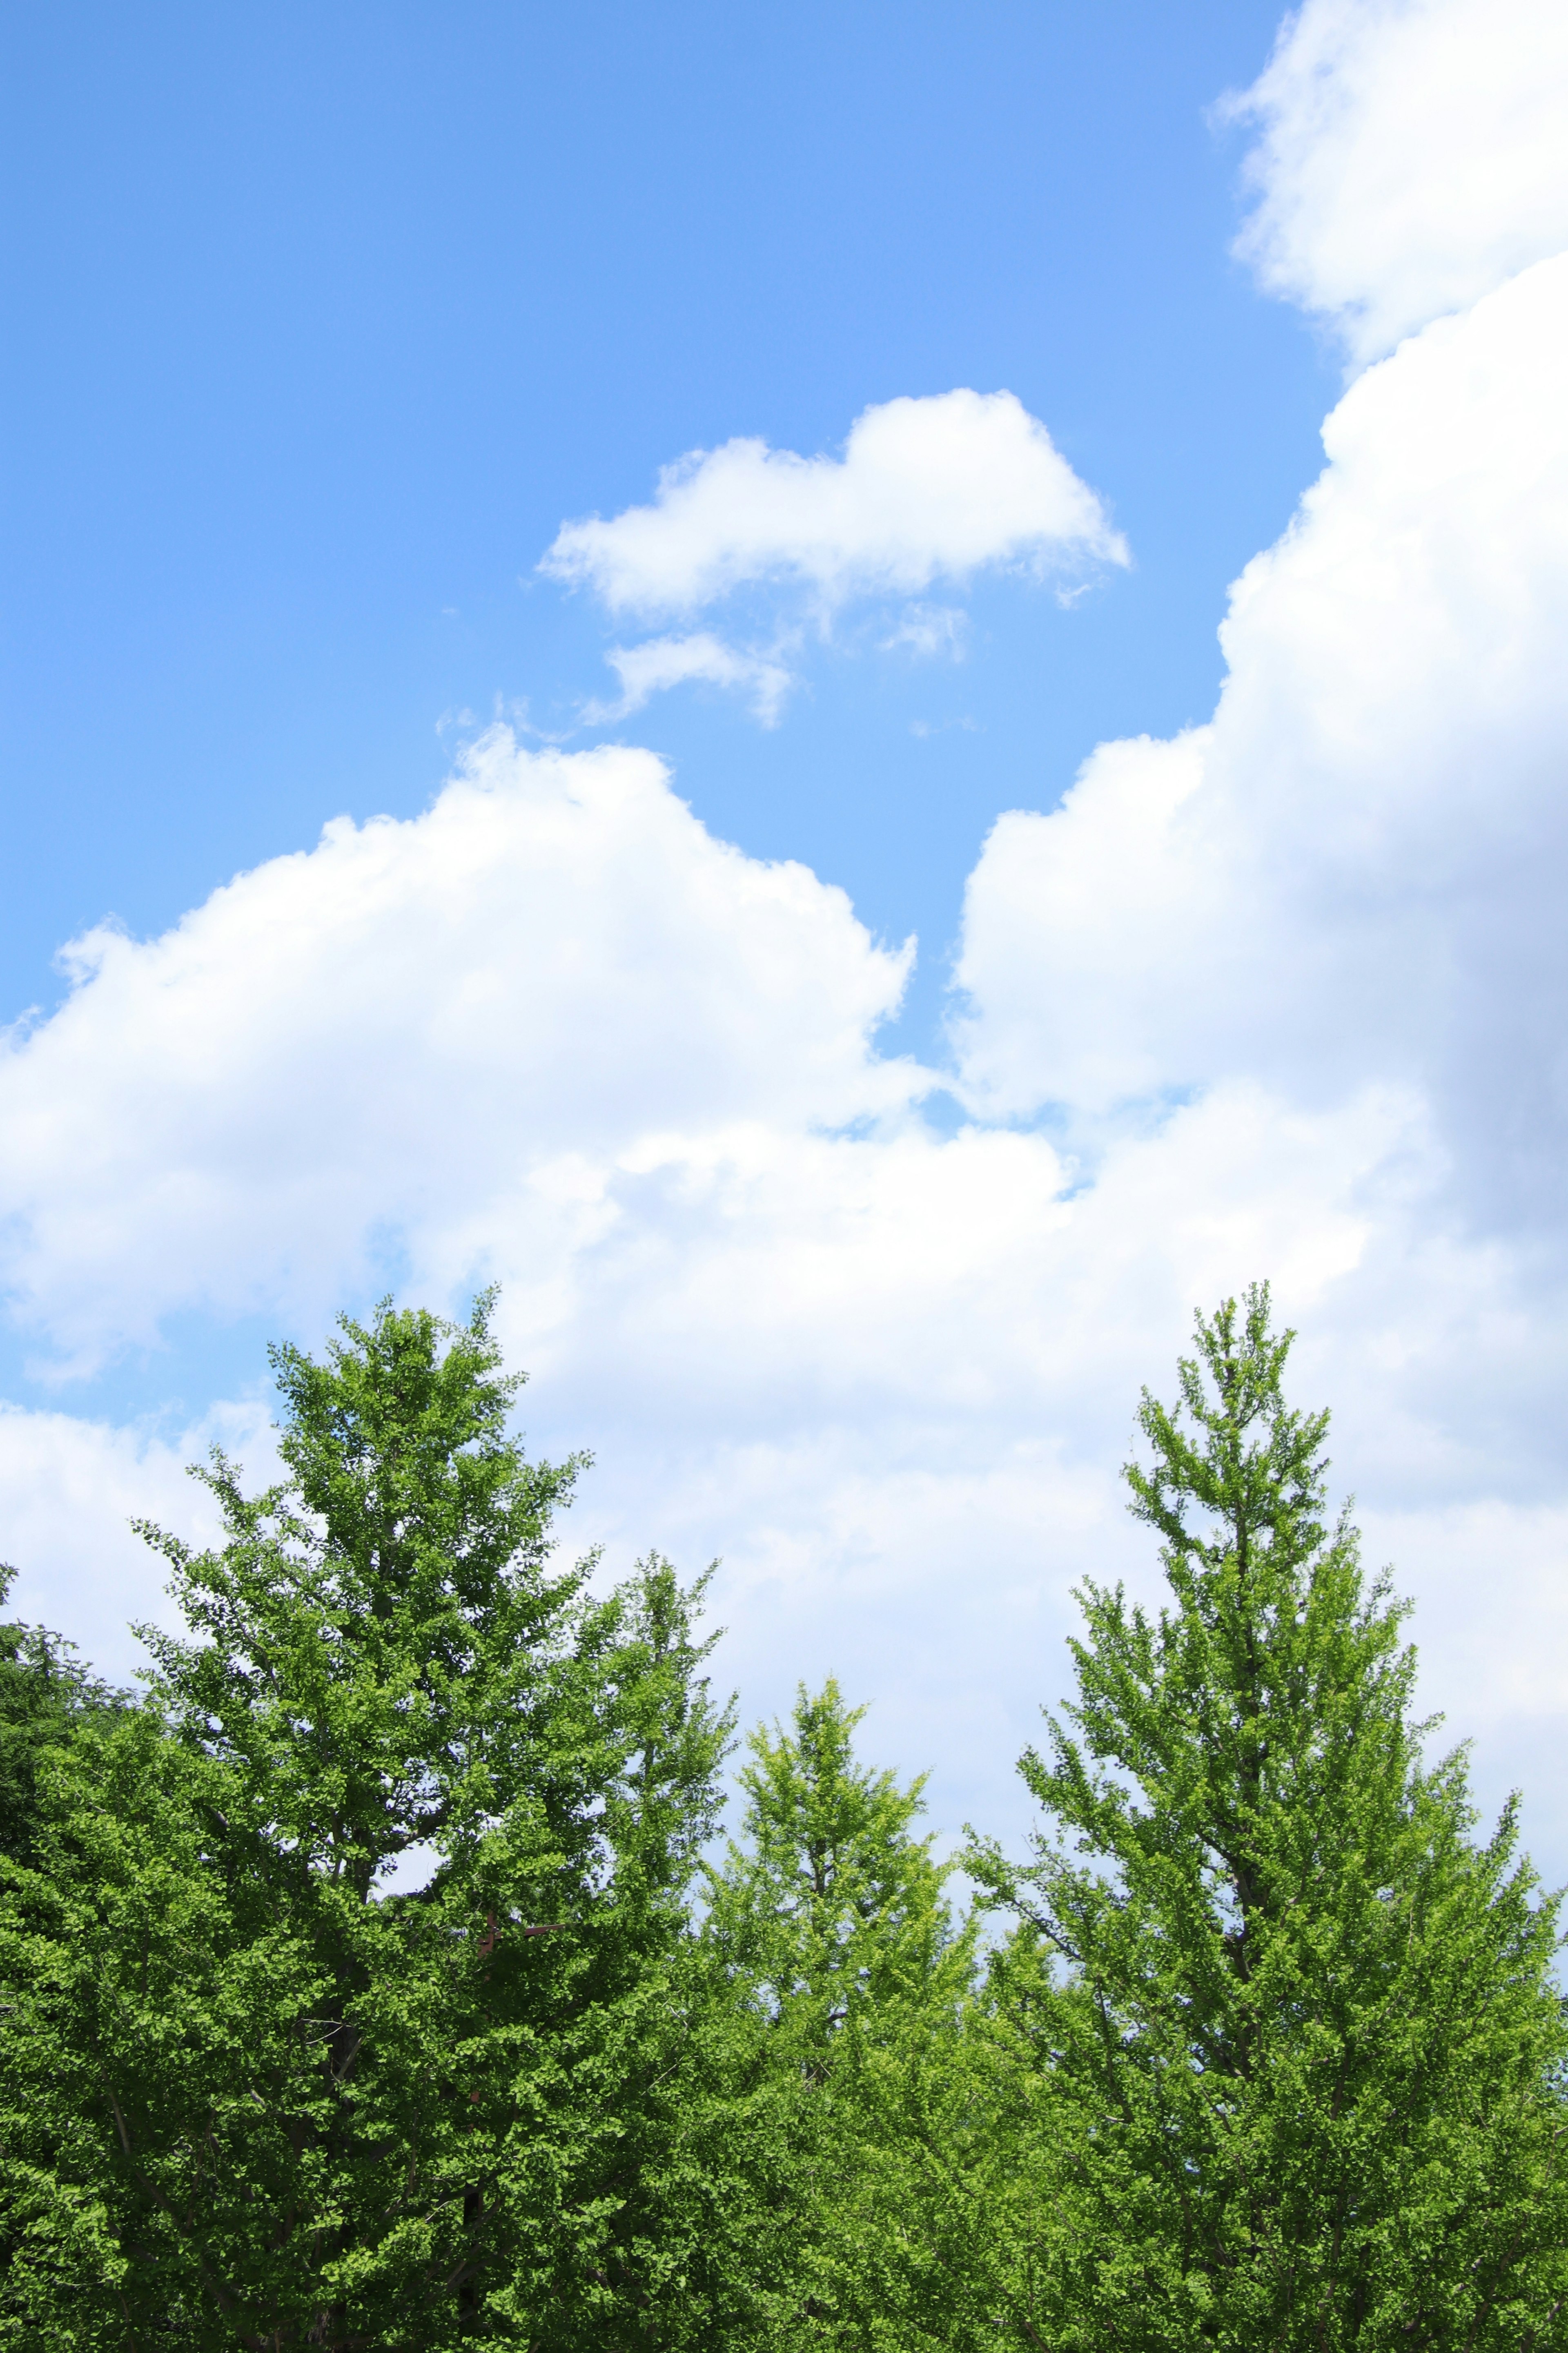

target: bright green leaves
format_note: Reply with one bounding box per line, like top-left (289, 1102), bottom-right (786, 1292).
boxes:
top-left (968, 1285), bottom-right (1568, 2353)
top-left (592, 1555), bottom-right (735, 1908)
top-left (700, 1681), bottom-right (982, 2348)
top-left (4, 1289), bottom-right (1567, 2352)
top-left (2, 1704), bottom-right (331, 2349)
top-left (707, 1678), bottom-right (963, 2050)
top-left (133, 1295), bottom-right (590, 1900)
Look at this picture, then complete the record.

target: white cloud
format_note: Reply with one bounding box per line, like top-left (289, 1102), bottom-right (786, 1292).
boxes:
top-left (0, 1397), bottom-right (278, 1686)
top-left (1229, 0), bottom-right (1568, 365)
top-left (952, 250), bottom-right (1568, 1242)
top-left (0, 739), bottom-right (1438, 1821)
top-left (583, 632), bottom-right (795, 726)
top-left (0, 737), bottom-right (920, 1373)
top-left (540, 389), bottom-right (1126, 617)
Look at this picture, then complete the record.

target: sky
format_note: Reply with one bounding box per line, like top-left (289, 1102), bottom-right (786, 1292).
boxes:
top-left (4, 0), bottom-right (1568, 1876)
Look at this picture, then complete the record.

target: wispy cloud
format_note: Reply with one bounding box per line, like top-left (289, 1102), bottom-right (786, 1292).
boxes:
top-left (582, 632), bottom-right (796, 726)
top-left (879, 604), bottom-right (969, 660)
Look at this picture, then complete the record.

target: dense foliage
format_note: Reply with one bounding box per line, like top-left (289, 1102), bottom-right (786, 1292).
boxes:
top-left (2, 1287), bottom-right (1564, 2349)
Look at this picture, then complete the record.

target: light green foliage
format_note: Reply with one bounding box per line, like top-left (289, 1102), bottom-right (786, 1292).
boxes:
top-left (703, 1681), bottom-right (979, 2346)
top-left (968, 1286), bottom-right (1568, 2352)
top-left (706, 1679), bottom-right (962, 2050)
top-left (0, 1298), bottom-right (736, 2349)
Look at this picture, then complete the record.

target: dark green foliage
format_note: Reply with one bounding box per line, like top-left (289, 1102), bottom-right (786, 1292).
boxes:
top-left (0, 1298), bottom-right (736, 2349)
top-left (703, 1681), bottom-right (978, 2347)
top-left (968, 1286), bottom-right (1568, 2351)
top-left (0, 1568), bottom-right (127, 1870)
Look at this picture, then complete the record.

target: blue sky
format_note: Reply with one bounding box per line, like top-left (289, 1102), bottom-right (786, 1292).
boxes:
top-left (4, 1), bottom-right (1329, 1039)
top-left (6, 0), bottom-right (1568, 1873)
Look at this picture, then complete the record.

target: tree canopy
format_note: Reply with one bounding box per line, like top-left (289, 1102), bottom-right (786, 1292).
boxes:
top-left (2, 1284), bottom-right (1563, 2351)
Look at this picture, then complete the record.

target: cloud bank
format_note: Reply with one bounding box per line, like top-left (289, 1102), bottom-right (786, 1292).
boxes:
top-left (4, 0), bottom-right (1568, 1855)
top-left (955, 248), bottom-right (1568, 1226)
top-left (0, 740), bottom-right (919, 1373)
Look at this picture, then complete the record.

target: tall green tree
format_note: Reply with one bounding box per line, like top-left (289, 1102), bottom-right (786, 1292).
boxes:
top-left (0, 1297), bottom-right (734, 2351)
top-left (968, 1286), bottom-right (1568, 2353)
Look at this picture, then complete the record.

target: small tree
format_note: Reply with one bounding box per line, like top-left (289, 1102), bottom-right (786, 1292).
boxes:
top-left (703, 1680), bottom-right (974, 2346)
top-left (0, 1297), bottom-right (734, 2351)
top-left (706, 1679), bottom-right (960, 2056)
top-left (969, 1286), bottom-right (1568, 2352)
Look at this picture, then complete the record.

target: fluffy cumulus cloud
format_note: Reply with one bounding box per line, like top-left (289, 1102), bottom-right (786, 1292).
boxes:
top-left (541, 389), bottom-right (1125, 616)
top-left (4, 0), bottom-right (1568, 1860)
top-left (542, 389), bottom-right (1122, 719)
top-left (0, 738), bottom-right (919, 1372)
top-left (966, 0), bottom-right (1568, 1172)
top-left (1230, 0), bottom-right (1568, 363)
top-left (953, 251), bottom-right (1568, 1221)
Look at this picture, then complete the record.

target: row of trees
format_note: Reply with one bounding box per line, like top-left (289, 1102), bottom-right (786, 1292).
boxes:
top-left (2, 1288), bottom-right (1566, 2349)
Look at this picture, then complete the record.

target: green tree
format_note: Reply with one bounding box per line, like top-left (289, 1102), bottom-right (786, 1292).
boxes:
top-left (0, 1575), bottom-right (134, 2307)
top-left (968, 1286), bottom-right (1568, 2353)
top-left (706, 1679), bottom-right (961, 2056)
top-left (0, 1297), bottom-right (734, 2351)
top-left (703, 1680), bottom-right (976, 2346)
top-left (0, 1567), bottom-right (128, 1871)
